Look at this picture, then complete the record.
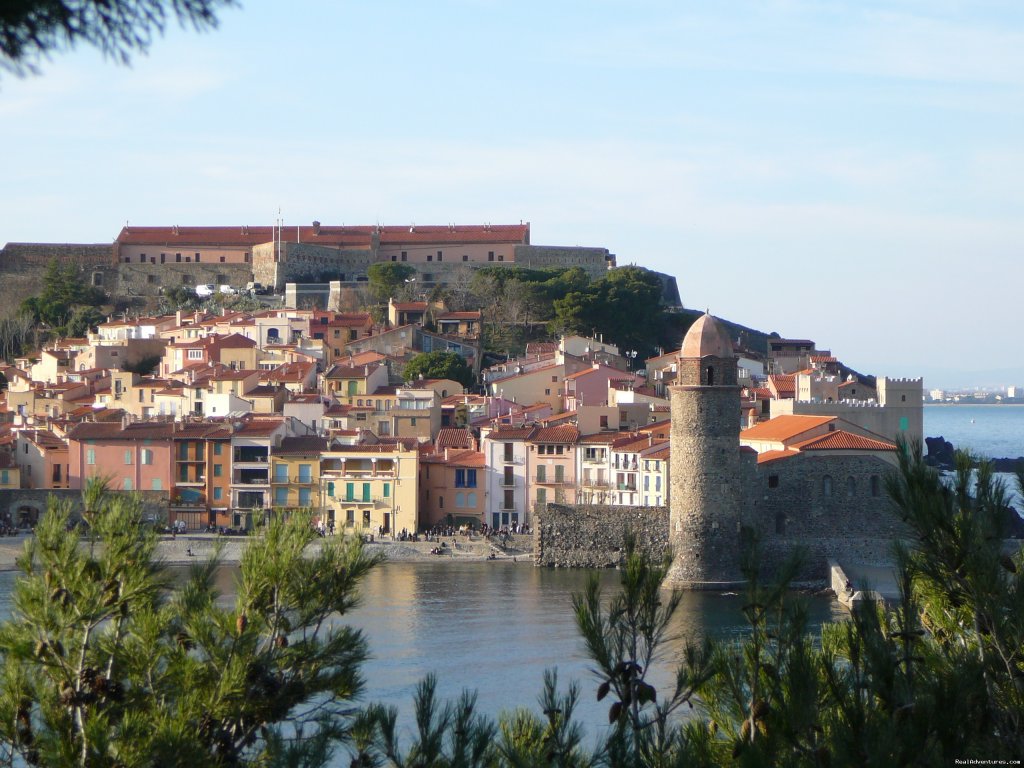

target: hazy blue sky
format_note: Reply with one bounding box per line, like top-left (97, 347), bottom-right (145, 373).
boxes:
top-left (1, 1), bottom-right (1022, 388)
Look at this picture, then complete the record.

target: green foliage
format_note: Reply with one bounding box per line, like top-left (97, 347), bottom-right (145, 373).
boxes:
top-left (367, 263), bottom-right (416, 305)
top-left (552, 267), bottom-right (666, 361)
top-left (123, 354), bottom-right (161, 376)
top-left (19, 259), bottom-right (106, 336)
top-left (0, 487), bottom-right (383, 767)
top-left (402, 350), bottom-right (475, 389)
top-left (1, 0), bottom-right (235, 76)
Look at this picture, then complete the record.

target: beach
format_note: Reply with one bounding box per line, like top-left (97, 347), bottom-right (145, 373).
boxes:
top-left (0, 531), bottom-right (535, 571)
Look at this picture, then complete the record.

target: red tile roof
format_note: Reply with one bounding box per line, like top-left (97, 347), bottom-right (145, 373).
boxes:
top-left (791, 431), bottom-right (896, 452)
top-left (435, 428), bottom-right (474, 450)
top-left (740, 415), bottom-right (836, 442)
top-left (529, 425), bottom-right (580, 444)
top-left (116, 224), bottom-right (529, 248)
top-left (767, 374), bottom-right (796, 398)
top-left (756, 450), bottom-right (797, 464)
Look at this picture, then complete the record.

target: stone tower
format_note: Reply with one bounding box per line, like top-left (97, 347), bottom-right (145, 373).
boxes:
top-left (668, 313), bottom-right (747, 586)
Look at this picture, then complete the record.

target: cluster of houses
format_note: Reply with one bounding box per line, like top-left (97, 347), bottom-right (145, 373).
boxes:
top-left (0, 299), bottom-right (922, 535)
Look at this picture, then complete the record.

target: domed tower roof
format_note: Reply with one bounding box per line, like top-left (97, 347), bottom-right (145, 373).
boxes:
top-left (680, 313), bottom-right (734, 360)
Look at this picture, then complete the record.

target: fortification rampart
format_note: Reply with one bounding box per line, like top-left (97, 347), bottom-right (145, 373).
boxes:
top-left (533, 503), bottom-right (669, 568)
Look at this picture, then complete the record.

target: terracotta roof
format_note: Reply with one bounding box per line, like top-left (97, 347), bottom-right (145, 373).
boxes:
top-left (324, 363), bottom-right (381, 379)
top-left (234, 418), bottom-right (285, 437)
top-left (422, 449), bottom-right (485, 467)
top-left (486, 426), bottom-right (536, 440)
top-left (525, 342), bottom-right (558, 355)
top-left (273, 436), bottom-right (329, 455)
top-left (757, 450), bottom-right (798, 464)
top-left (767, 374), bottom-right (796, 398)
top-left (435, 428), bottom-right (474, 451)
top-left (68, 421), bottom-right (176, 441)
top-left (791, 431), bottom-right (896, 452)
top-left (740, 415), bottom-right (836, 442)
top-left (579, 432), bottom-right (622, 444)
top-left (529, 425), bottom-right (580, 444)
top-left (117, 224), bottom-right (529, 248)
top-left (392, 302), bottom-right (428, 311)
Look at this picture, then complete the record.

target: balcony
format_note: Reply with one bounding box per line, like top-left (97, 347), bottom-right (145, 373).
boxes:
top-left (499, 504), bottom-right (517, 512)
top-left (616, 483), bottom-right (638, 492)
top-left (499, 479), bottom-right (516, 487)
top-left (233, 450), bottom-right (269, 464)
top-left (581, 478), bottom-right (610, 488)
top-left (501, 456), bottom-right (523, 465)
top-left (271, 475), bottom-right (315, 485)
top-left (233, 477), bottom-right (270, 486)
top-left (175, 477), bottom-right (206, 487)
top-left (534, 477), bottom-right (570, 485)
top-left (582, 456), bottom-right (606, 464)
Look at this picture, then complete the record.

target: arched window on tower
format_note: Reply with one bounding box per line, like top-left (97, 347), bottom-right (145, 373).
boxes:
top-left (847, 476), bottom-right (856, 497)
top-left (822, 475), bottom-right (833, 497)
top-left (870, 475), bottom-right (880, 497)
top-left (706, 366), bottom-right (715, 386)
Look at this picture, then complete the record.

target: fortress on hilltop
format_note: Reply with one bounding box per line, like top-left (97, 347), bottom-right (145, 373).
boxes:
top-left (1, 222), bottom-right (680, 307)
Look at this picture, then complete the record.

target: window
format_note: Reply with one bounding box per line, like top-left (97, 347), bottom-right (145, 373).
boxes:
top-left (274, 464), bottom-right (288, 483)
top-left (274, 487), bottom-right (288, 506)
top-left (467, 492), bottom-right (477, 506)
top-left (151, 479), bottom-right (162, 491)
top-left (871, 475), bottom-right (881, 497)
top-left (214, 443), bottom-right (222, 456)
top-left (822, 475), bottom-right (833, 497)
top-left (456, 492), bottom-right (465, 507)
top-left (437, 250), bottom-right (442, 261)
top-left (383, 483), bottom-right (390, 498)
top-left (298, 488), bottom-right (311, 506)
top-left (0, 471), bottom-right (7, 485)
top-left (87, 449), bottom-right (96, 465)
top-left (362, 510), bottom-right (371, 528)
top-left (124, 478), bottom-right (133, 490)
top-left (124, 450), bottom-right (133, 465)
top-left (346, 509), bottom-right (355, 527)
top-left (175, 253), bottom-right (181, 262)
top-left (504, 466), bottom-right (514, 486)
top-left (503, 489), bottom-right (514, 510)
top-left (439, 496), bottom-right (444, 509)
top-left (555, 465), bottom-right (564, 483)
top-left (214, 487), bottom-right (223, 501)
top-left (391, 255), bottom-right (397, 262)
top-left (410, 418), bottom-right (417, 427)
top-left (327, 482), bottom-right (335, 497)
top-left (188, 349), bottom-right (203, 360)
top-left (847, 477), bottom-right (856, 497)
top-left (345, 482), bottom-right (355, 501)
top-left (488, 251), bottom-right (494, 261)
top-left (53, 464), bottom-right (62, 482)
top-left (537, 488), bottom-right (547, 504)
top-left (768, 475), bottom-right (779, 489)
top-left (141, 449), bottom-right (153, 465)
top-left (462, 254), bottom-right (468, 261)
top-left (427, 254), bottom-right (433, 262)
top-left (536, 466), bottom-right (546, 482)
top-left (497, 254), bottom-right (504, 261)
top-left (401, 252), bottom-right (407, 262)
top-left (503, 443), bottom-right (514, 462)
top-left (298, 464), bottom-right (312, 483)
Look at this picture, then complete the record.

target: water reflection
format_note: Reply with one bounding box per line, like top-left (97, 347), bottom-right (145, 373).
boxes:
top-left (0, 561), bottom-right (846, 745)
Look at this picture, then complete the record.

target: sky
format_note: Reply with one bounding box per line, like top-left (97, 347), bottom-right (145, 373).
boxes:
top-left (1, 0), bottom-right (1022, 389)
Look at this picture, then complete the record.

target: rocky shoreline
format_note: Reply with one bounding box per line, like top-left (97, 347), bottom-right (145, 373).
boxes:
top-left (925, 435), bottom-right (1023, 473)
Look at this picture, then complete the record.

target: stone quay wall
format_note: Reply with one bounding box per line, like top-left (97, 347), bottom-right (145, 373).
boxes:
top-left (533, 502), bottom-right (670, 568)
top-left (0, 489), bottom-right (169, 526)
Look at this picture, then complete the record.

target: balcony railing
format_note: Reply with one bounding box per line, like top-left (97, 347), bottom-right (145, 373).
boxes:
top-left (499, 479), bottom-right (516, 487)
top-left (175, 478), bottom-right (206, 486)
top-left (501, 456), bottom-right (523, 465)
top-left (580, 478), bottom-right (610, 488)
top-left (582, 455), bottom-right (606, 464)
top-left (233, 477), bottom-right (270, 486)
top-left (616, 483), bottom-right (638, 492)
top-left (271, 475), bottom-right (315, 485)
top-left (534, 477), bottom-right (570, 485)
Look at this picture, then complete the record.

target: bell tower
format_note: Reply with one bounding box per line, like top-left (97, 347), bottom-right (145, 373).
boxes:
top-left (668, 313), bottom-right (746, 586)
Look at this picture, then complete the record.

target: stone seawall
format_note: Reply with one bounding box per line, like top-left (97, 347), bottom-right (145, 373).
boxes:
top-left (534, 503), bottom-right (669, 568)
top-left (0, 489), bottom-right (168, 525)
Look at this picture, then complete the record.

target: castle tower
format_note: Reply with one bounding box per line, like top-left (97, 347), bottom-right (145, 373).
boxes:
top-left (668, 313), bottom-right (747, 586)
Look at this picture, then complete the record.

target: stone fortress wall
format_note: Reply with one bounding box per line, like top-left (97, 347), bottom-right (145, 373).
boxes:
top-left (533, 503), bottom-right (670, 568)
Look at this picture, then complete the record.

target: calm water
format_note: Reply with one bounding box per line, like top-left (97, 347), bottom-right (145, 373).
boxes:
top-left (0, 562), bottom-right (845, 746)
top-left (925, 403), bottom-right (1024, 459)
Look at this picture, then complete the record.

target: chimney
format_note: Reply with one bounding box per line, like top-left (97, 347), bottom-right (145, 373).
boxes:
top-left (312, 220), bottom-right (321, 235)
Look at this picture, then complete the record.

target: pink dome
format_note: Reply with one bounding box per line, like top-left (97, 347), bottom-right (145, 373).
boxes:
top-left (679, 313), bottom-right (734, 359)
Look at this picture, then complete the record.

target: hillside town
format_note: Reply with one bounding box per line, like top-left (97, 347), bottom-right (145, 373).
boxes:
top-left (0, 270), bottom-right (923, 538)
